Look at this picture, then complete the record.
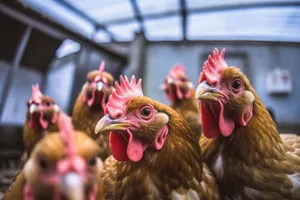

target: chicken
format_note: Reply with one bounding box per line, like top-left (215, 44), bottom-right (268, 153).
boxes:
top-left (161, 65), bottom-right (202, 140)
top-left (197, 48), bottom-right (300, 199)
top-left (72, 61), bottom-right (114, 161)
top-left (2, 112), bottom-right (104, 200)
top-left (23, 84), bottom-right (61, 162)
top-left (95, 75), bottom-right (220, 200)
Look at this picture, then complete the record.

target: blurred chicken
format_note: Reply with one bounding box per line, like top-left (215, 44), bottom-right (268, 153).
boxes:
top-left (72, 62), bottom-right (114, 161)
top-left (161, 65), bottom-right (202, 140)
top-left (2, 112), bottom-right (104, 200)
top-left (197, 48), bottom-right (300, 199)
top-left (22, 84), bottom-right (61, 165)
top-left (95, 76), bottom-right (220, 200)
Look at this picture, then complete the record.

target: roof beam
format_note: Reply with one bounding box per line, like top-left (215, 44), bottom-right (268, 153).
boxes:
top-left (104, 1), bottom-right (300, 25)
top-left (56, 0), bottom-right (116, 41)
top-left (129, 0), bottom-right (145, 33)
top-left (180, 0), bottom-right (187, 40)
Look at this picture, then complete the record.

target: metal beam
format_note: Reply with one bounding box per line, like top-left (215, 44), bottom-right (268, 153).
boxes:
top-left (0, 26), bottom-right (33, 122)
top-left (180, 0), bottom-right (187, 40)
top-left (104, 1), bottom-right (300, 25)
top-left (129, 0), bottom-right (145, 33)
top-left (0, 2), bottom-right (127, 62)
top-left (56, 0), bottom-right (116, 41)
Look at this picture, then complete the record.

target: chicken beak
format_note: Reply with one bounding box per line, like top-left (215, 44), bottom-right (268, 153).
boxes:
top-left (29, 104), bottom-right (39, 114)
top-left (167, 77), bottom-right (174, 84)
top-left (196, 81), bottom-right (223, 101)
top-left (60, 172), bottom-right (84, 200)
top-left (96, 82), bottom-right (104, 91)
top-left (95, 114), bottom-right (132, 134)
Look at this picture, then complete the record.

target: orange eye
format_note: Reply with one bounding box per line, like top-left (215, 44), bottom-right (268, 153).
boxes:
top-left (88, 157), bottom-right (97, 167)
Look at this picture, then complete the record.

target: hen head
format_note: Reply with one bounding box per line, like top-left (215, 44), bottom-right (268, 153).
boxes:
top-left (27, 84), bottom-right (60, 130)
top-left (81, 61), bottom-right (114, 108)
top-left (95, 76), bottom-right (171, 163)
top-left (24, 112), bottom-right (102, 200)
top-left (196, 48), bottom-right (255, 138)
top-left (161, 64), bottom-right (194, 100)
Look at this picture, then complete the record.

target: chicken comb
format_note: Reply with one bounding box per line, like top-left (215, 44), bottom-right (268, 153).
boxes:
top-left (168, 64), bottom-right (186, 79)
top-left (105, 75), bottom-right (143, 118)
top-left (29, 84), bottom-right (43, 104)
top-left (95, 61), bottom-right (105, 82)
top-left (57, 112), bottom-right (76, 157)
top-left (199, 48), bottom-right (228, 84)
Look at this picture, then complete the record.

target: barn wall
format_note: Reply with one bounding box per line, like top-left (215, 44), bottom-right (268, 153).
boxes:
top-left (144, 42), bottom-right (300, 126)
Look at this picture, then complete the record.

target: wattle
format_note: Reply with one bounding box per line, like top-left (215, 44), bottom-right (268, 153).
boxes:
top-left (200, 100), bottom-right (235, 138)
top-left (109, 131), bottom-right (145, 162)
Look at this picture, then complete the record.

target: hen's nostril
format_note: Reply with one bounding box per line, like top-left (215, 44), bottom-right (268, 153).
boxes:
top-left (109, 113), bottom-right (122, 120)
top-left (115, 114), bottom-right (122, 119)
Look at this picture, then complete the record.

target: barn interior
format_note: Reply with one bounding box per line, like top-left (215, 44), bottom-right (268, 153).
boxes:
top-left (0, 0), bottom-right (300, 197)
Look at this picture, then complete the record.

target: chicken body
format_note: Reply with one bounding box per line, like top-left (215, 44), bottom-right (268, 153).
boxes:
top-left (197, 48), bottom-right (300, 200)
top-left (23, 86), bottom-right (61, 165)
top-left (95, 76), bottom-right (220, 200)
top-left (72, 66), bottom-right (114, 161)
top-left (3, 131), bottom-right (104, 200)
top-left (161, 65), bottom-right (202, 140)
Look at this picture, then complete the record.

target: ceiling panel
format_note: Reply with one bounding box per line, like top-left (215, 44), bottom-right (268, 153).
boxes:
top-left (137, 0), bottom-right (180, 16)
top-left (64, 0), bottom-right (135, 24)
top-left (107, 21), bottom-right (140, 41)
top-left (23, 0), bottom-right (95, 38)
top-left (93, 30), bottom-right (112, 43)
top-left (56, 39), bottom-right (81, 58)
top-left (144, 16), bottom-right (182, 41)
top-left (188, 7), bottom-right (300, 41)
top-left (186, 0), bottom-right (300, 9)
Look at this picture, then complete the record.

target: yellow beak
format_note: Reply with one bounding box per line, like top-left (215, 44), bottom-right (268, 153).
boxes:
top-left (95, 114), bottom-right (132, 134)
top-left (196, 81), bottom-right (223, 101)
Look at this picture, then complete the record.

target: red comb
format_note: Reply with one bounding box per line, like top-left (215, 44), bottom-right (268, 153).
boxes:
top-left (199, 48), bottom-right (228, 84)
top-left (169, 64), bottom-right (186, 79)
top-left (29, 84), bottom-right (43, 104)
top-left (105, 75), bottom-right (143, 118)
top-left (95, 61), bottom-right (105, 82)
top-left (57, 112), bottom-right (76, 157)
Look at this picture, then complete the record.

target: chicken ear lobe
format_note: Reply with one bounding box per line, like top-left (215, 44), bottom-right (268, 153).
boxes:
top-left (239, 103), bottom-right (253, 126)
top-left (154, 125), bottom-right (169, 150)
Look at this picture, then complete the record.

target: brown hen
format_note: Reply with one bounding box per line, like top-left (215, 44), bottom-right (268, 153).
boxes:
top-left (72, 62), bottom-right (114, 161)
top-left (95, 76), bottom-right (220, 200)
top-left (197, 48), bottom-right (300, 200)
top-left (22, 84), bottom-right (61, 166)
top-left (3, 113), bottom-right (104, 200)
top-left (161, 64), bottom-right (202, 140)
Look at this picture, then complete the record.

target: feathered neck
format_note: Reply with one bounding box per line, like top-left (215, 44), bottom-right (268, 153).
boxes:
top-left (170, 91), bottom-right (198, 110)
top-left (216, 92), bottom-right (285, 162)
top-left (119, 109), bottom-right (203, 180)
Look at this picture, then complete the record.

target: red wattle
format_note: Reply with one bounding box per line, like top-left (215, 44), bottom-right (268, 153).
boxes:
top-left (109, 132), bottom-right (129, 161)
top-left (201, 102), bottom-right (219, 138)
top-left (218, 100), bottom-right (235, 137)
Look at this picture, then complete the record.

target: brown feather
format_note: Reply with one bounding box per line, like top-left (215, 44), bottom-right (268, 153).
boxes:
top-left (72, 71), bottom-right (114, 161)
top-left (3, 132), bottom-right (104, 200)
top-left (200, 67), bottom-right (300, 200)
top-left (170, 91), bottom-right (202, 140)
top-left (101, 97), bottom-right (220, 200)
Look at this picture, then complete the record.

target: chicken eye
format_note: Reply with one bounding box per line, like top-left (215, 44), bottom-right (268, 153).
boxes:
top-left (88, 157), bottom-right (97, 167)
top-left (140, 107), bottom-right (152, 119)
top-left (38, 157), bottom-right (48, 170)
top-left (87, 80), bottom-right (92, 84)
top-left (231, 79), bottom-right (242, 92)
top-left (45, 102), bottom-right (51, 107)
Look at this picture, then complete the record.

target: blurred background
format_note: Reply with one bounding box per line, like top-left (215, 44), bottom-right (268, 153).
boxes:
top-left (0, 0), bottom-right (300, 194)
